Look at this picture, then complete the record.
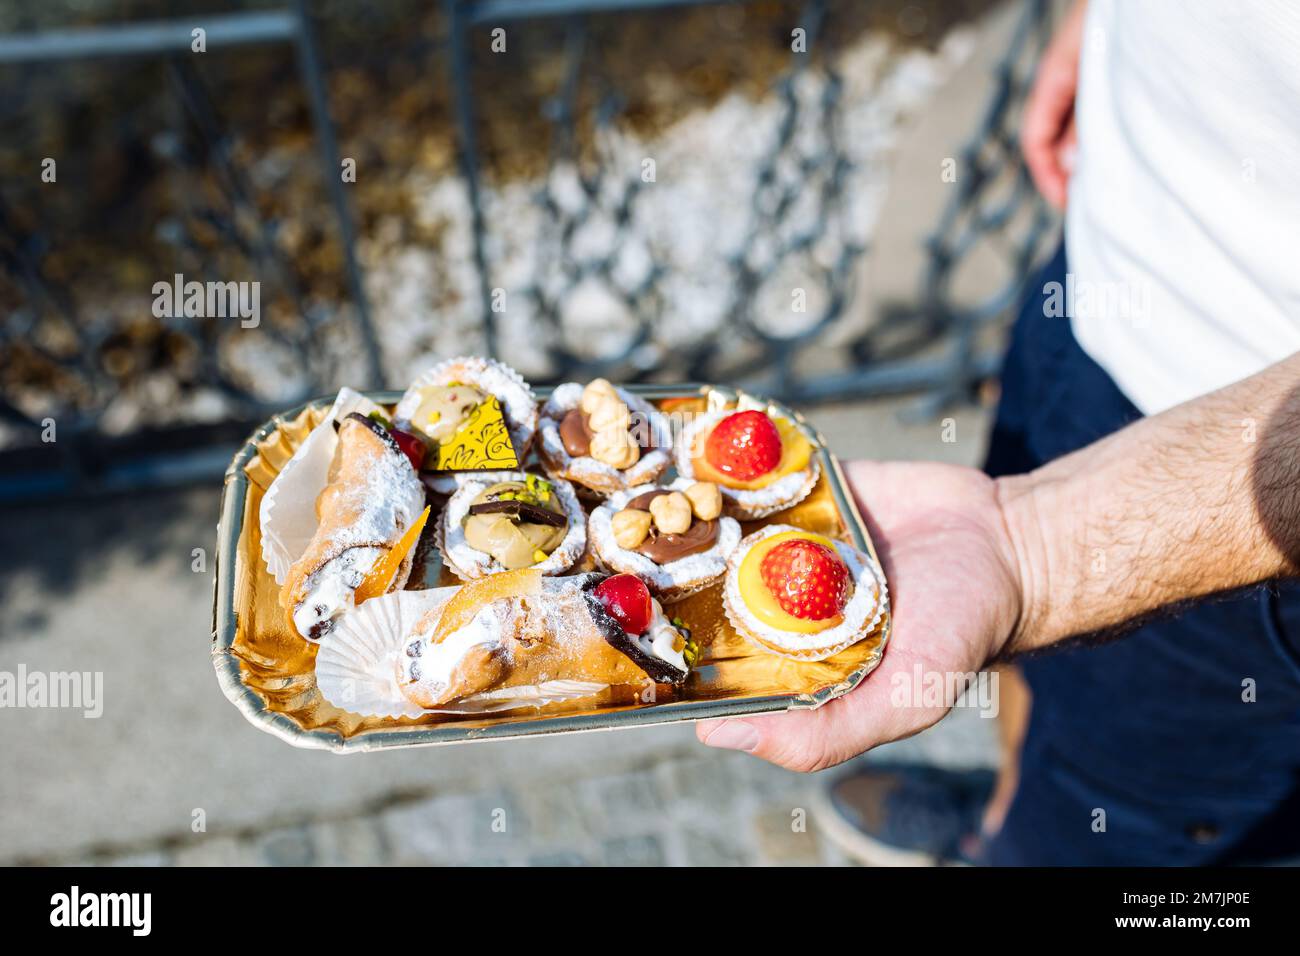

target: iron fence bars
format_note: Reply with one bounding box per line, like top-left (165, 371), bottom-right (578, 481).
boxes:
top-left (0, 4), bottom-right (379, 495)
top-left (445, 0), bottom-right (1052, 407)
top-left (1, 0), bottom-right (1054, 500)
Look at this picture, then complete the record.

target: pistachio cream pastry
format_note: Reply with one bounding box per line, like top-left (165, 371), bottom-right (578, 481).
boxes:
top-left (439, 471), bottom-right (587, 580)
top-left (589, 478), bottom-right (741, 601)
top-left (676, 408), bottom-right (819, 519)
top-left (538, 379), bottom-right (672, 497)
top-left (723, 524), bottom-right (884, 661)
top-left (394, 356), bottom-right (537, 492)
top-left (282, 413), bottom-right (428, 642)
top-left (395, 570), bottom-right (696, 710)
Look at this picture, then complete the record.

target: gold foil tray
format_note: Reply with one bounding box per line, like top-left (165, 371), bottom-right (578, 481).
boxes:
top-left (212, 385), bottom-right (890, 752)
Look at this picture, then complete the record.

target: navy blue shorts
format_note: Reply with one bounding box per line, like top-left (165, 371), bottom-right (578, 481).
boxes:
top-left (982, 243), bottom-right (1300, 866)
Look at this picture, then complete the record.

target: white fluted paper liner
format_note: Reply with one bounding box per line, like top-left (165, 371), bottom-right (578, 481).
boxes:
top-left (721, 524), bottom-right (889, 662)
top-left (315, 587), bottom-right (606, 717)
top-left (260, 387), bottom-right (386, 585)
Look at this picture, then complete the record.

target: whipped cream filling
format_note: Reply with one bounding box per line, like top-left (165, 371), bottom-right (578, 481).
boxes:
top-left (402, 589), bottom-right (687, 691)
top-left (294, 546), bottom-right (383, 641)
top-left (638, 599), bottom-right (689, 674)
top-left (402, 605), bottom-right (503, 689)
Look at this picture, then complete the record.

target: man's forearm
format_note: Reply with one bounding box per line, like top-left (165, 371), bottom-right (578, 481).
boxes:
top-left (996, 352), bottom-right (1300, 652)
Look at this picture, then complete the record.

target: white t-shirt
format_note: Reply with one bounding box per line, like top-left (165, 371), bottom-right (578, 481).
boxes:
top-left (1066, 0), bottom-right (1300, 415)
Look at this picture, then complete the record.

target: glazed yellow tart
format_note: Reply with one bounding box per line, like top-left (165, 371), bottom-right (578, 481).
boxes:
top-left (675, 408), bottom-right (819, 519)
top-left (722, 524), bottom-right (885, 661)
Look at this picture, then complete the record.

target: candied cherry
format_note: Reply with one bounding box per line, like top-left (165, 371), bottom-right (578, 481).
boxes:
top-left (592, 573), bottom-right (653, 636)
top-left (389, 427), bottom-right (427, 472)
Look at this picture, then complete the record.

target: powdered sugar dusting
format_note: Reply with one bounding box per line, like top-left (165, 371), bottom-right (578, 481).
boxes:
top-left (318, 431), bottom-right (426, 554)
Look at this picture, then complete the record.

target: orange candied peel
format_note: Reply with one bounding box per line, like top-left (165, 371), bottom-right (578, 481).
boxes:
top-left (355, 505), bottom-right (431, 604)
top-left (431, 567), bottom-right (542, 645)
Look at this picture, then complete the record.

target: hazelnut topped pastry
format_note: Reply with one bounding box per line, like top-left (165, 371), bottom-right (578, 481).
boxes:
top-left (538, 379), bottom-right (672, 498)
top-left (676, 408), bottom-right (819, 519)
top-left (440, 471), bottom-right (587, 580)
top-left (723, 524), bottom-right (885, 661)
top-left (590, 478), bottom-right (742, 601)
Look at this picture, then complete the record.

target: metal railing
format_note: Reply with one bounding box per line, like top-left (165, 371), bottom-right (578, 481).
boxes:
top-left (0, 0), bottom-right (1052, 498)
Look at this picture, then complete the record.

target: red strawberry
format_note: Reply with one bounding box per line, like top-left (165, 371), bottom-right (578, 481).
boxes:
top-left (389, 428), bottom-right (427, 472)
top-left (592, 573), bottom-right (653, 635)
top-left (759, 538), bottom-right (850, 621)
top-left (704, 410), bottom-right (782, 481)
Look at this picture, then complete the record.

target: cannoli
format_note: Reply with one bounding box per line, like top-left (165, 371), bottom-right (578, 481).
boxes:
top-left (589, 478), bottom-right (742, 601)
top-left (676, 408), bottom-right (819, 519)
top-left (723, 524), bottom-right (885, 661)
top-left (282, 413), bottom-right (427, 641)
top-left (439, 471), bottom-right (587, 580)
top-left (538, 380), bottom-right (673, 498)
top-left (395, 570), bottom-right (696, 709)
top-left (394, 356), bottom-right (537, 493)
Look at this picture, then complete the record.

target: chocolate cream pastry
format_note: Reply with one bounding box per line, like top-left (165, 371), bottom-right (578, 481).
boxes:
top-left (590, 478), bottom-right (742, 601)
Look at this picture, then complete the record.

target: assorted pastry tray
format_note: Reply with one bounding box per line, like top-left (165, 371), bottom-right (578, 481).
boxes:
top-left (212, 365), bottom-right (890, 753)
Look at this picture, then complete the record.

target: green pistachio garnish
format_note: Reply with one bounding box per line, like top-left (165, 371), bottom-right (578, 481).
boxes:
top-left (682, 638), bottom-right (701, 669)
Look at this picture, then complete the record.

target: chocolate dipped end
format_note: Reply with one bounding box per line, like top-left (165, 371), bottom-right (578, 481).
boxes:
top-left (579, 576), bottom-right (688, 685)
top-left (343, 411), bottom-right (407, 459)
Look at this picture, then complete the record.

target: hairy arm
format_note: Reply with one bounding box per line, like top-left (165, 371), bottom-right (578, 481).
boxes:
top-left (998, 352), bottom-right (1300, 653)
top-left (698, 354), bottom-right (1300, 770)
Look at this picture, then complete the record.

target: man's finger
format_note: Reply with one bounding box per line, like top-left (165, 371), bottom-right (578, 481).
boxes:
top-left (697, 647), bottom-right (951, 772)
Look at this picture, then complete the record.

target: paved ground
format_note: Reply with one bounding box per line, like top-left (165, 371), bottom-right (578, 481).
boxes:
top-left (0, 0), bottom-right (1032, 866)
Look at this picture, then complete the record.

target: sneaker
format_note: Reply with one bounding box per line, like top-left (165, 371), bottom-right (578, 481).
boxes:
top-left (811, 762), bottom-right (996, 866)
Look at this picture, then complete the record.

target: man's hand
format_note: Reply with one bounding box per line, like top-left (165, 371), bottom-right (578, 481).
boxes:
top-left (1020, 0), bottom-right (1088, 209)
top-left (698, 353), bottom-right (1300, 772)
top-left (696, 460), bottom-right (1024, 772)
